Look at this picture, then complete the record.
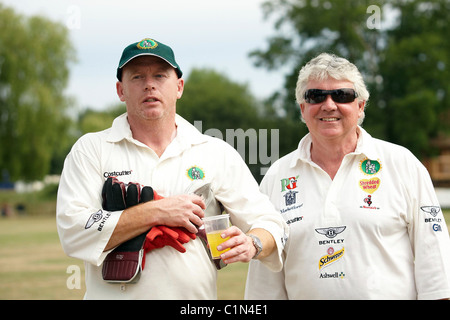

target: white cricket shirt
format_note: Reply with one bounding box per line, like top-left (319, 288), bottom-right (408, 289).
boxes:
top-left (57, 113), bottom-right (287, 299)
top-left (245, 127), bottom-right (450, 300)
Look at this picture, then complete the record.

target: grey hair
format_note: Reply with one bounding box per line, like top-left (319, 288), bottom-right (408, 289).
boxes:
top-left (295, 53), bottom-right (370, 125)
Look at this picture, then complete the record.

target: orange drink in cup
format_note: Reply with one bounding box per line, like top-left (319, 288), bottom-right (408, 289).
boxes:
top-left (202, 214), bottom-right (230, 259)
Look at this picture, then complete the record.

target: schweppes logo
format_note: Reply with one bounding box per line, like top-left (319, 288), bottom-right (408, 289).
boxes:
top-left (319, 247), bottom-right (345, 270)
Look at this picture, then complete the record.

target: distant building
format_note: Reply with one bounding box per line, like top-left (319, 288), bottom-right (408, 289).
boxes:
top-left (424, 136), bottom-right (450, 188)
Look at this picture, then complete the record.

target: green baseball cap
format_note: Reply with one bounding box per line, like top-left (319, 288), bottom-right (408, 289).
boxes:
top-left (116, 38), bottom-right (182, 81)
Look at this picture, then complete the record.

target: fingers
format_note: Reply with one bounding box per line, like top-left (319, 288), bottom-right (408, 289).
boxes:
top-left (183, 216), bottom-right (203, 234)
top-left (178, 194), bottom-right (205, 233)
top-left (140, 186), bottom-right (155, 202)
top-left (186, 194), bottom-right (206, 217)
top-left (191, 194), bottom-right (206, 210)
top-left (216, 226), bottom-right (256, 264)
top-left (102, 177), bottom-right (126, 211)
top-left (125, 183), bottom-right (140, 207)
top-left (111, 180), bottom-right (126, 210)
top-left (149, 194), bottom-right (205, 234)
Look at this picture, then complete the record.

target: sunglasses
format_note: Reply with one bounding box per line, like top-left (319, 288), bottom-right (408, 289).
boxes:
top-left (304, 88), bottom-right (358, 104)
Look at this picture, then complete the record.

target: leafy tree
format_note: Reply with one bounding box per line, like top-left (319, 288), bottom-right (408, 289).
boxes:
top-left (177, 68), bottom-right (260, 131)
top-left (250, 0), bottom-right (450, 159)
top-left (177, 68), bottom-right (263, 178)
top-left (250, 0), bottom-right (384, 119)
top-left (78, 104), bottom-right (125, 135)
top-left (0, 5), bottom-right (76, 181)
top-left (178, 68), bottom-right (296, 181)
top-left (378, 0), bottom-right (450, 157)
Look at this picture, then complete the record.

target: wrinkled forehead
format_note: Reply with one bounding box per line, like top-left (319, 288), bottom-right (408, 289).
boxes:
top-left (306, 77), bottom-right (355, 90)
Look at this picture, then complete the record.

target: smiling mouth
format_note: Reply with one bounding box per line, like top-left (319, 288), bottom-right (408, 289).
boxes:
top-left (320, 117), bottom-right (339, 122)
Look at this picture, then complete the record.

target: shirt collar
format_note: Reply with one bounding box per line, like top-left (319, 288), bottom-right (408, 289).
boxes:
top-left (353, 126), bottom-right (379, 159)
top-left (290, 126), bottom-right (379, 168)
top-left (106, 113), bottom-right (131, 143)
top-left (174, 114), bottom-right (209, 146)
top-left (106, 112), bottom-right (208, 147)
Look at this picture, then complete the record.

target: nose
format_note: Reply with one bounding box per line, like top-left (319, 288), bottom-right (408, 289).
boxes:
top-left (144, 78), bottom-right (156, 91)
top-left (321, 95), bottom-right (337, 111)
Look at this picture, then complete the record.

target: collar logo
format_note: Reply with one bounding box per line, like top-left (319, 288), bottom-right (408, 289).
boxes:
top-left (186, 166), bottom-right (205, 180)
top-left (359, 158), bottom-right (381, 175)
top-left (137, 38), bottom-right (158, 49)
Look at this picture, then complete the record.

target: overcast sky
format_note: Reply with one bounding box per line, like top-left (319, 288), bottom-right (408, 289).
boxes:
top-left (2, 0), bottom-right (287, 111)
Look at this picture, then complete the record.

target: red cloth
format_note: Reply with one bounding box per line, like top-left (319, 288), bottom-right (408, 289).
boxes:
top-left (142, 225), bottom-right (196, 269)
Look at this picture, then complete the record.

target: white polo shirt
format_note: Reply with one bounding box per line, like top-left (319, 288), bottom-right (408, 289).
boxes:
top-left (245, 127), bottom-right (450, 300)
top-left (57, 113), bottom-right (287, 299)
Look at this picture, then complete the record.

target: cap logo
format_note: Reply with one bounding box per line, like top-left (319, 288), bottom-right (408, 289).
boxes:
top-left (137, 38), bottom-right (158, 50)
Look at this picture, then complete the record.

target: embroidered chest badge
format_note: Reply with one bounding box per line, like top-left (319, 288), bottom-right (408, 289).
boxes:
top-left (283, 190), bottom-right (298, 206)
top-left (280, 175), bottom-right (299, 192)
top-left (359, 158), bottom-right (382, 175)
top-left (186, 166), bottom-right (205, 180)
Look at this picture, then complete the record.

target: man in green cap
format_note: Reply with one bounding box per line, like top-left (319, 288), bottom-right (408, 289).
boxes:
top-left (57, 38), bottom-right (288, 299)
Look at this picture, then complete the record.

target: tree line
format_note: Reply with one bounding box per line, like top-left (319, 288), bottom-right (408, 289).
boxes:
top-left (1, 0), bottom-right (449, 183)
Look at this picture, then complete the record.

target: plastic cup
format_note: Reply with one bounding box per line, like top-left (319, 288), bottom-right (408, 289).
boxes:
top-left (202, 214), bottom-right (230, 258)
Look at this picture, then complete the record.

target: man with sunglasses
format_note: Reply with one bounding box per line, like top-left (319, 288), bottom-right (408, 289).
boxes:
top-left (245, 53), bottom-right (450, 300)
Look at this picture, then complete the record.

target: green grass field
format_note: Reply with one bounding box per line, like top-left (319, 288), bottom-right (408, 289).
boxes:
top-left (0, 188), bottom-right (249, 299)
top-left (0, 189), bottom-right (449, 300)
top-left (0, 215), bottom-right (249, 300)
top-left (0, 188), bottom-right (250, 299)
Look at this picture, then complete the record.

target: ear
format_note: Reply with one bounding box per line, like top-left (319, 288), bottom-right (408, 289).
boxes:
top-left (116, 81), bottom-right (126, 102)
top-left (358, 100), bottom-right (366, 117)
top-left (176, 78), bottom-right (184, 100)
top-left (300, 103), bottom-right (306, 116)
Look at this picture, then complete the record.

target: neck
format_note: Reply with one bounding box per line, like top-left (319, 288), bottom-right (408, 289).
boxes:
top-left (128, 114), bottom-right (177, 157)
top-left (310, 129), bottom-right (359, 180)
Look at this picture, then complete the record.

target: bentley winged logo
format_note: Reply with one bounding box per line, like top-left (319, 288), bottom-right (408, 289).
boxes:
top-left (315, 226), bottom-right (346, 238)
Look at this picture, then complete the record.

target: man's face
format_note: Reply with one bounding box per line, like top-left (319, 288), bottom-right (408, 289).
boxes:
top-left (116, 55), bottom-right (184, 122)
top-left (300, 77), bottom-right (365, 142)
